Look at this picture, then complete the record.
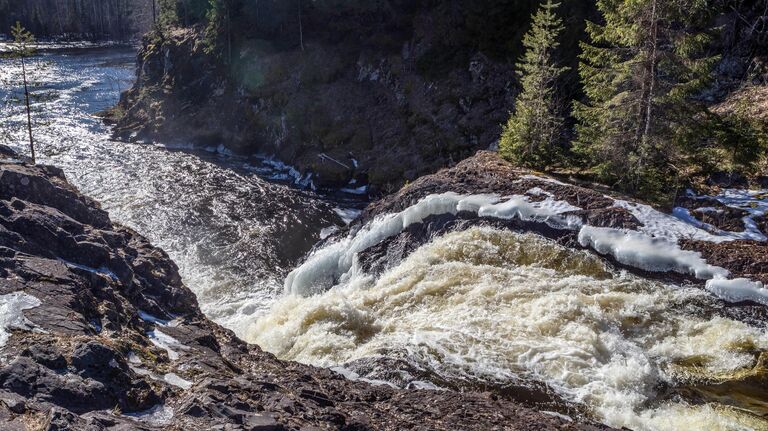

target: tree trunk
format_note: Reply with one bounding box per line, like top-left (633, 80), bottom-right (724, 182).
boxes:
top-left (21, 55), bottom-right (35, 164)
top-left (298, 0), bottom-right (304, 51)
top-left (642, 0), bottom-right (658, 145)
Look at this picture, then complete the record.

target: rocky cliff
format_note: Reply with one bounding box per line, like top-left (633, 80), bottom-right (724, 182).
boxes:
top-left (0, 146), bottom-right (613, 429)
top-left (110, 1), bottom-right (596, 193)
top-left (0, 0), bottom-right (151, 40)
top-left (110, 1), bottom-right (767, 195)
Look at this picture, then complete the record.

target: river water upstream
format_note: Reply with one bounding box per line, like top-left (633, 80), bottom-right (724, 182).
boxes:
top-left (0, 47), bottom-right (345, 334)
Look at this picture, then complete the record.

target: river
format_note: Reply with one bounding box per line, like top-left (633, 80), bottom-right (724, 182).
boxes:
top-left (0, 46), bottom-right (348, 334)
top-left (2, 47), bottom-right (768, 431)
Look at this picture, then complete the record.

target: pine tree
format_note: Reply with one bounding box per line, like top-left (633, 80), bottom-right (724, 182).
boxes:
top-left (8, 22), bottom-right (37, 164)
top-left (574, 0), bottom-right (719, 198)
top-left (499, 0), bottom-right (569, 169)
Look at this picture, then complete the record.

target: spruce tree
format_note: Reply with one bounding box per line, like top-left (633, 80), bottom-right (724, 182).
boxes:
top-left (500, 0), bottom-right (569, 169)
top-left (574, 0), bottom-right (718, 197)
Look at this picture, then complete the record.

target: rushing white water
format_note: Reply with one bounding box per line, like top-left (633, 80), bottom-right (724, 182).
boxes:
top-left (0, 48), bottom-right (345, 337)
top-left (252, 227), bottom-right (768, 430)
top-left (285, 192), bottom-right (582, 295)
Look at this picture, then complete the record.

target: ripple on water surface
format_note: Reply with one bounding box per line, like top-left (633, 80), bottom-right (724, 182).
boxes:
top-left (252, 227), bottom-right (768, 431)
top-left (0, 48), bottom-right (342, 335)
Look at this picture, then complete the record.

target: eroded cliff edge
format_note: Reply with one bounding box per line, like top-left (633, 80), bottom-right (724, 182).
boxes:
top-left (0, 147), bottom-right (611, 430)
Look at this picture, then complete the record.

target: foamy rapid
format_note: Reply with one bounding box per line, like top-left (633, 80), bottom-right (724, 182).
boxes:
top-left (0, 49), bottom-right (342, 338)
top-left (251, 227), bottom-right (768, 430)
top-left (284, 192), bottom-right (582, 295)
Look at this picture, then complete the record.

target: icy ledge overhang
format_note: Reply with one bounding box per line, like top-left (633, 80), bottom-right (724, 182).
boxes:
top-left (286, 180), bottom-right (768, 306)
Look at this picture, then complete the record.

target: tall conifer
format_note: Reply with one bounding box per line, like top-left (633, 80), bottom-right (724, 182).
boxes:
top-left (500, 0), bottom-right (569, 169)
top-left (574, 0), bottom-right (718, 196)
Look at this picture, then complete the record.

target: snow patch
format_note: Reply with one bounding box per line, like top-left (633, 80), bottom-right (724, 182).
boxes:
top-left (163, 372), bottom-right (193, 390)
top-left (577, 226), bottom-right (728, 279)
top-left (340, 185), bottom-right (368, 195)
top-left (333, 208), bottom-right (361, 225)
top-left (705, 278), bottom-right (768, 306)
top-left (138, 310), bottom-right (169, 326)
top-left (0, 292), bottom-right (42, 347)
top-left (60, 259), bottom-right (119, 281)
top-left (124, 404), bottom-right (174, 426)
top-left (147, 329), bottom-right (187, 361)
top-left (330, 366), bottom-right (398, 388)
top-left (319, 226), bottom-right (339, 240)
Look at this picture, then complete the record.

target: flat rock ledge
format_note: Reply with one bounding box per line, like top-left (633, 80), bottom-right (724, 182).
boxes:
top-left (0, 147), bottom-right (611, 430)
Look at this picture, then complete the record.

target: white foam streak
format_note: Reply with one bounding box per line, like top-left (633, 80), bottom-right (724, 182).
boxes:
top-left (285, 193), bottom-right (582, 296)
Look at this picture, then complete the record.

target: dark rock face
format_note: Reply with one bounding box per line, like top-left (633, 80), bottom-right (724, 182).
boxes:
top-left (0, 151), bottom-right (612, 429)
top-left (112, 25), bottom-right (521, 192)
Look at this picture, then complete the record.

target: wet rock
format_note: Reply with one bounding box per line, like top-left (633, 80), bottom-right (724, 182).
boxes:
top-left (0, 150), bottom-right (613, 430)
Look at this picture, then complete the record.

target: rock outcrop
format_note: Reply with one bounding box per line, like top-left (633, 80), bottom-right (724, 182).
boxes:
top-left (360, 151), bottom-right (768, 293)
top-left (0, 148), bottom-right (612, 429)
top-left (110, 2), bottom-right (599, 193)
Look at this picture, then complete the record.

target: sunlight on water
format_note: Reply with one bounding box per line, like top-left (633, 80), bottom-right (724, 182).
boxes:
top-left (252, 227), bottom-right (768, 431)
top-left (0, 48), bottom-right (340, 336)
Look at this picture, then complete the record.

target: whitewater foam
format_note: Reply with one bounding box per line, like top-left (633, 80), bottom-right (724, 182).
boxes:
top-left (253, 228), bottom-right (768, 431)
top-left (285, 192), bottom-right (582, 296)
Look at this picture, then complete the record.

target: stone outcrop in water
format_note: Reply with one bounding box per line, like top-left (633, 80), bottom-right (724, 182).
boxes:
top-left (360, 151), bottom-right (768, 296)
top-left (0, 146), bottom-right (612, 429)
top-left (0, 0), bottom-right (151, 41)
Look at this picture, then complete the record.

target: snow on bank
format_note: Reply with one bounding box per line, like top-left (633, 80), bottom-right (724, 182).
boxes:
top-left (616, 197), bottom-right (767, 242)
top-left (287, 179), bottom-right (768, 306)
top-left (124, 404), bottom-right (174, 426)
top-left (577, 226), bottom-right (728, 279)
top-left (147, 329), bottom-right (187, 361)
top-left (0, 292), bottom-right (42, 347)
top-left (163, 372), bottom-right (193, 389)
top-left (285, 192), bottom-right (583, 295)
top-left (705, 278), bottom-right (768, 306)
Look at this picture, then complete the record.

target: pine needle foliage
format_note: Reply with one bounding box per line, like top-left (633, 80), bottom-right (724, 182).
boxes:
top-left (574, 0), bottom-right (719, 199)
top-left (500, 0), bottom-right (569, 169)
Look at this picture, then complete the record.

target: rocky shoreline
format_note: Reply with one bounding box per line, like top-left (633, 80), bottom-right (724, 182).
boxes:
top-left (0, 146), bottom-right (615, 430)
top-left (363, 151), bottom-right (768, 286)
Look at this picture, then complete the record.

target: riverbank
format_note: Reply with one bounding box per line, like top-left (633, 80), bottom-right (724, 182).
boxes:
top-left (250, 150), bottom-right (768, 430)
top-left (0, 147), bottom-right (614, 430)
